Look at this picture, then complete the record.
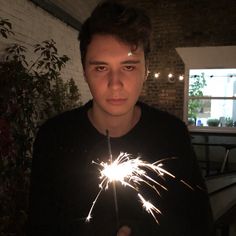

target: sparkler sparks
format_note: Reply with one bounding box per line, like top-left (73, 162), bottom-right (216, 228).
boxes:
top-left (138, 193), bottom-right (161, 224)
top-left (86, 152), bottom-right (176, 223)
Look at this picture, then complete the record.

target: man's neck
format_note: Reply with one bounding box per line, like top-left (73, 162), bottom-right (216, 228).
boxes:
top-left (88, 105), bottom-right (141, 138)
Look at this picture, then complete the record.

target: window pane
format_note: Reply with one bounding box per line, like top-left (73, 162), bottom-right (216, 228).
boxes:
top-left (188, 98), bottom-right (236, 127)
top-left (189, 69), bottom-right (236, 97)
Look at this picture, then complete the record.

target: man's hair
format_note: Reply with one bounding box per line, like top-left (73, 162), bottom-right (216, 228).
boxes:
top-left (79, 0), bottom-right (152, 67)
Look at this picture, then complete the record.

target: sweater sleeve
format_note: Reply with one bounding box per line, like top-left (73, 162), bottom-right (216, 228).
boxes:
top-left (28, 122), bottom-right (60, 236)
top-left (165, 119), bottom-right (214, 236)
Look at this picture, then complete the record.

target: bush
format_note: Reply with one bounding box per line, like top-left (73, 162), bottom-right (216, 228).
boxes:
top-left (225, 117), bottom-right (233, 127)
top-left (207, 118), bottom-right (220, 127)
top-left (0, 18), bottom-right (81, 236)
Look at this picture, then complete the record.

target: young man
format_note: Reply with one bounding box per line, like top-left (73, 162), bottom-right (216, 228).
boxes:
top-left (29, 1), bottom-right (213, 236)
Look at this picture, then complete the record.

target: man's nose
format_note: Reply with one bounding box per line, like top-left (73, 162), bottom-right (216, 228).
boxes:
top-left (108, 70), bottom-right (123, 89)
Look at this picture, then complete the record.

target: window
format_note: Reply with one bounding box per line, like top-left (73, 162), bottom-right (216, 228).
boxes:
top-left (187, 68), bottom-right (236, 128)
top-left (176, 45), bottom-right (236, 131)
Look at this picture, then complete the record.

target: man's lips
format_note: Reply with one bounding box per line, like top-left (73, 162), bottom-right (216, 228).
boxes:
top-left (106, 98), bottom-right (127, 105)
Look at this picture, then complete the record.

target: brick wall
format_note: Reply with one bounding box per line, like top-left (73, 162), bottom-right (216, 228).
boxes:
top-left (0, 0), bottom-right (92, 104)
top-left (127, 0), bottom-right (236, 119)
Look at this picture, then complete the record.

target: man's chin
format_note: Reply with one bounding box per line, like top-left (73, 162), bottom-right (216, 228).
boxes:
top-left (103, 107), bottom-right (132, 117)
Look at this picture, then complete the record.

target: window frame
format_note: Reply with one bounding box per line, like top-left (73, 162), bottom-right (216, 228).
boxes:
top-left (186, 69), bottom-right (236, 132)
top-left (176, 46), bottom-right (236, 133)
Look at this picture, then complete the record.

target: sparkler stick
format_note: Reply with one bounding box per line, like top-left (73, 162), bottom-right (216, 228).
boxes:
top-left (106, 129), bottom-right (120, 228)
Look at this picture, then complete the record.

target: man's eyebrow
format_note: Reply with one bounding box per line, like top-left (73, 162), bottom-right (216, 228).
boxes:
top-left (88, 60), bottom-right (108, 65)
top-left (121, 60), bottom-right (141, 64)
top-left (87, 59), bottom-right (141, 65)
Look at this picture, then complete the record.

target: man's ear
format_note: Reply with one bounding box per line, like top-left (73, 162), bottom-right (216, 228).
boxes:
top-left (83, 71), bottom-right (88, 83)
top-left (144, 69), bottom-right (149, 81)
top-left (144, 61), bottom-right (149, 81)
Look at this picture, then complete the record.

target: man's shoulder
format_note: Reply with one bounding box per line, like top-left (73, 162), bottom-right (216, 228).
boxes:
top-left (139, 101), bottom-right (185, 126)
top-left (38, 101), bottom-right (91, 133)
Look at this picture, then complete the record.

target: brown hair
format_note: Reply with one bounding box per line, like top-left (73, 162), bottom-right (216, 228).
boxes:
top-left (79, 0), bottom-right (152, 68)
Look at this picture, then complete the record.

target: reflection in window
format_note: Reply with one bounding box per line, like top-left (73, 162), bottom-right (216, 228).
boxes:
top-left (187, 69), bottom-right (236, 128)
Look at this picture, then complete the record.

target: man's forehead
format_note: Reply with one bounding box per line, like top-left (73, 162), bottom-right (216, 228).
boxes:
top-left (89, 34), bottom-right (144, 52)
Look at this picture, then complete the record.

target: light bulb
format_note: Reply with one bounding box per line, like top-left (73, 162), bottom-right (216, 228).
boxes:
top-left (154, 72), bottom-right (160, 78)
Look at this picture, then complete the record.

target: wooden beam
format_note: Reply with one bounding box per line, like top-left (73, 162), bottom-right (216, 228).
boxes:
top-left (30, 0), bottom-right (82, 31)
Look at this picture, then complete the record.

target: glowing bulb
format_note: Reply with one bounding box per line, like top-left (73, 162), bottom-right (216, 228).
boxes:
top-left (154, 72), bottom-right (160, 78)
top-left (168, 73), bottom-right (173, 78)
top-left (179, 75), bottom-right (184, 81)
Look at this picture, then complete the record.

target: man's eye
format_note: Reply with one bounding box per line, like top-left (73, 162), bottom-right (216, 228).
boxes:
top-left (95, 66), bottom-right (107, 72)
top-left (124, 66), bottom-right (135, 71)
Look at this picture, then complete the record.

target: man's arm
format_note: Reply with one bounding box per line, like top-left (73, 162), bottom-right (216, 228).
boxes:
top-left (28, 124), bottom-right (59, 235)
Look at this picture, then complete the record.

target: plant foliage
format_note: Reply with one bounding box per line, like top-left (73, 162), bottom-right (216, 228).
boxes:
top-left (188, 73), bottom-right (207, 124)
top-left (0, 18), bottom-right (81, 236)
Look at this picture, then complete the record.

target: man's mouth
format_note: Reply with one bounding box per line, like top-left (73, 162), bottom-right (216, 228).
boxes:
top-left (106, 98), bottom-right (127, 105)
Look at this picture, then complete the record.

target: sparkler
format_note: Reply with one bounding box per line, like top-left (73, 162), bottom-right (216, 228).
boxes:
top-left (86, 151), bottom-right (177, 223)
top-left (106, 130), bottom-right (119, 228)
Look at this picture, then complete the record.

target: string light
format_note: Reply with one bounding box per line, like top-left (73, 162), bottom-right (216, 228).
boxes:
top-left (154, 72), bottom-right (160, 78)
top-left (193, 74), bottom-right (236, 78)
top-left (151, 71), bottom-right (185, 82)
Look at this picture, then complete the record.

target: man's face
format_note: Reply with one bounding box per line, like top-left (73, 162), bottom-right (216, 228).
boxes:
top-left (84, 34), bottom-right (147, 118)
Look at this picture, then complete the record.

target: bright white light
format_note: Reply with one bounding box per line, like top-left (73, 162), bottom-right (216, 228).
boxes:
top-left (154, 72), bottom-right (160, 78)
top-left (86, 153), bottom-right (177, 223)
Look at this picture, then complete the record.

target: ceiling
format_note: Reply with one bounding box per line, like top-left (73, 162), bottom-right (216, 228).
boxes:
top-left (31, 0), bottom-right (101, 30)
top-left (50, 0), bottom-right (101, 23)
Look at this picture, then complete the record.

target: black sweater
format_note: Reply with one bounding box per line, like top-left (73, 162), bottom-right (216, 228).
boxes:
top-left (29, 100), bottom-right (213, 236)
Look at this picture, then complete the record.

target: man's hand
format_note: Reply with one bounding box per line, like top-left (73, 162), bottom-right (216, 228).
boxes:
top-left (117, 225), bottom-right (131, 236)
